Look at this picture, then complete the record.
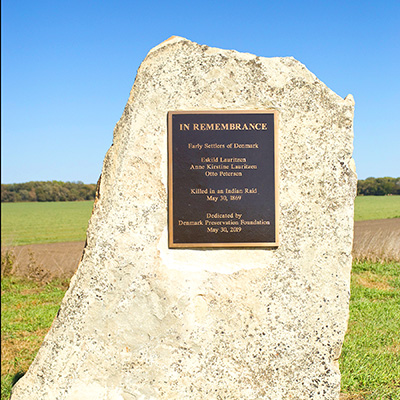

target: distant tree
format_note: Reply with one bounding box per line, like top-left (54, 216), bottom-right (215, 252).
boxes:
top-left (1, 181), bottom-right (96, 202)
top-left (2, 177), bottom-right (398, 202)
top-left (357, 177), bottom-right (400, 196)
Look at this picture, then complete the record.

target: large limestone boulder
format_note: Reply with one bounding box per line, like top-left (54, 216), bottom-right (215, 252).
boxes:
top-left (11, 36), bottom-right (356, 400)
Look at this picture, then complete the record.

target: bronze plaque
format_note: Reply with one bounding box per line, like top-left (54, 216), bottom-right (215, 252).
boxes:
top-left (168, 110), bottom-right (279, 248)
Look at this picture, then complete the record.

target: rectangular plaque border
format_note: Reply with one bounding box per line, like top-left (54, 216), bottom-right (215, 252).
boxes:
top-left (167, 109), bottom-right (279, 249)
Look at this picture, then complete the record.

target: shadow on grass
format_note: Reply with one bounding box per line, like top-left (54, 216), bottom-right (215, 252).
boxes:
top-left (11, 371), bottom-right (25, 387)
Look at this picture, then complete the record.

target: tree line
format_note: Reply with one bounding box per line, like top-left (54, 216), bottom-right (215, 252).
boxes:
top-left (357, 177), bottom-right (400, 196)
top-left (1, 181), bottom-right (97, 202)
top-left (1, 177), bottom-right (399, 202)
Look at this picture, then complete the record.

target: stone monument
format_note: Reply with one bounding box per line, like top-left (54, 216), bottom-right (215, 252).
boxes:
top-left (11, 36), bottom-right (357, 400)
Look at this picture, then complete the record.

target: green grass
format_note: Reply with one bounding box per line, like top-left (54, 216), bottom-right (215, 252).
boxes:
top-left (1, 262), bottom-right (399, 399)
top-left (1, 201), bottom-right (94, 245)
top-left (0, 196), bottom-right (398, 247)
top-left (1, 276), bottom-right (69, 399)
top-left (354, 196), bottom-right (400, 221)
top-left (340, 261), bottom-right (400, 399)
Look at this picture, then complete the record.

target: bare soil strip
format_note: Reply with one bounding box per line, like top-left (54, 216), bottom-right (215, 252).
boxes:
top-left (353, 218), bottom-right (400, 263)
top-left (3, 241), bottom-right (85, 280)
top-left (3, 218), bottom-right (399, 280)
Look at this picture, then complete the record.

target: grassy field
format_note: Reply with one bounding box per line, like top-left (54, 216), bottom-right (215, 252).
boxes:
top-left (2, 262), bottom-right (399, 399)
top-left (340, 261), bottom-right (400, 398)
top-left (1, 277), bottom-right (69, 399)
top-left (1, 201), bottom-right (94, 246)
top-left (1, 196), bottom-right (399, 247)
top-left (354, 196), bottom-right (400, 221)
top-left (1, 197), bottom-right (399, 398)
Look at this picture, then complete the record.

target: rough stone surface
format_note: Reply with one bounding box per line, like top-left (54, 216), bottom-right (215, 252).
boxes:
top-left (11, 37), bottom-right (357, 400)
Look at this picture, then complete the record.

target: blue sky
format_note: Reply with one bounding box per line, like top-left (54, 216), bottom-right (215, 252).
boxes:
top-left (2, 0), bottom-right (399, 183)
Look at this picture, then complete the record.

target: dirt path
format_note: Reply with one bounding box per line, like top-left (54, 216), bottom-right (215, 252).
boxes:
top-left (3, 218), bottom-right (399, 280)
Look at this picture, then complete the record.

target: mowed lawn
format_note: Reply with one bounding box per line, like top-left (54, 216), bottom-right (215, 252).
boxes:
top-left (340, 261), bottom-right (400, 398)
top-left (1, 201), bottom-right (94, 246)
top-left (1, 265), bottom-right (399, 399)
